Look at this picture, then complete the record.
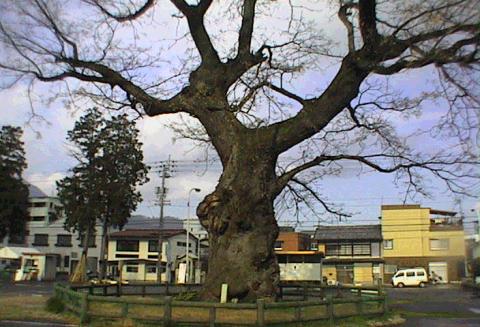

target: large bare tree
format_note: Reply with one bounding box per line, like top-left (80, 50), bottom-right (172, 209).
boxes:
top-left (0, 0), bottom-right (479, 300)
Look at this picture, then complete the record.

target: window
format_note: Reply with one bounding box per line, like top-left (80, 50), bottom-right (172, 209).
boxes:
top-left (176, 241), bottom-right (193, 248)
top-left (417, 271), bottom-right (425, 276)
top-left (31, 216), bottom-right (45, 222)
top-left (406, 271), bottom-right (415, 277)
top-left (116, 254), bottom-right (139, 259)
top-left (325, 243), bottom-right (352, 256)
top-left (33, 234), bottom-right (49, 246)
top-left (148, 240), bottom-right (159, 252)
top-left (430, 239), bottom-right (449, 250)
top-left (146, 264), bottom-right (157, 274)
top-left (395, 272), bottom-right (404, 277)
top-left (353, 243), bottom-right (371, 256)
top-left (33, 202), bottom-right (46, 208)
top-left (384, 239), bottom-right (393, 250)
top-left (79, 234), bottom-right (96, 247)
top-left (126, 265), bottom-right (138, 273)
top-left (64, 256), bottom-right (70, 268)
top-left (25, 259), bottom-right (37, 267)
top-left (56, 235), bottom-right (72, 247)
top-left (310, 242), bottom-right (318, 250)
top-left (274, 241), bottom-right (284, 250)
top-left (117, 240), bottom-right (139, 252)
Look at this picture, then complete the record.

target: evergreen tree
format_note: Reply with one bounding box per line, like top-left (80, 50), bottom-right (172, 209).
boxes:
top-left (57, 108), bottom-right (148, 282)
top-left (0, 126), bottom-right (29, 242)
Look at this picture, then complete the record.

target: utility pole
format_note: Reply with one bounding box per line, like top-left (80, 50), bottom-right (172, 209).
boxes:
top-left (155, 156), bottom-right (174, 283)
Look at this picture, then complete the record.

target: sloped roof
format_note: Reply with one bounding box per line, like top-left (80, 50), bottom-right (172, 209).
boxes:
top-left (0, 246), bottom-right (41, 259)
top-left (314, 225), bottom-right (382, 241)
top-left (28, 184), bottom-right (47, 198)
top-left (109, 229), bottom-right (197, 240)
top-left (123, 215), bottom-right (183, 230)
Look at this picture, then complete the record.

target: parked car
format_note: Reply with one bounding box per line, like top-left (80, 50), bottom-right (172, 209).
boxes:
top-left (392, 268), bottom-right (428, 288)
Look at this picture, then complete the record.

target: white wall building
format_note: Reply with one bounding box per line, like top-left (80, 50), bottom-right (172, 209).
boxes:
top-left (1, 185), bottom-right (108, 275)
top-left (107, 229), bottom-right (199, 283)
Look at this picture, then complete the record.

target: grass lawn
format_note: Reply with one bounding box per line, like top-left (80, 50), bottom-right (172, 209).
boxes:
top-left (0, 293), bottom-right (396, 327)
top-left (0, 294), bottom-right (78, 324)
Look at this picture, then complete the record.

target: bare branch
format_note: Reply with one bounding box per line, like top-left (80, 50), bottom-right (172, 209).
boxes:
top-left (170, 0), bottom-right (220, 66)
top-left (338, 2), bottom-right (357, 52)
top-left (86, 0), bottom-right (155, 22)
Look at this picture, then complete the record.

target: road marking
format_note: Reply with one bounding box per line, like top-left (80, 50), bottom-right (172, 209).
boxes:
top-left (469, 308), bottom-right (480, 314)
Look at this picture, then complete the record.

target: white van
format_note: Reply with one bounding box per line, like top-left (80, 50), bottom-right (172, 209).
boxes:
top-left (391, 268), bottom-right (428, 288)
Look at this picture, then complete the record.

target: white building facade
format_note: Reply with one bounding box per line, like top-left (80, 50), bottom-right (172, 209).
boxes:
top-left (107, 229), bottom-right (198, 283)
top-left (1, 185), bottom-right (106, 275)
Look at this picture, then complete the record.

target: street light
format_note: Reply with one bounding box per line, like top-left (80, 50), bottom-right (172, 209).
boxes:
top-left (186, 187), bottom-right (201, 283)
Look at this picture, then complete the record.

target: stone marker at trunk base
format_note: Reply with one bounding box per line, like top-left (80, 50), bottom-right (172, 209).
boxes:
top-left (220, 284), bottom-right (228, 303)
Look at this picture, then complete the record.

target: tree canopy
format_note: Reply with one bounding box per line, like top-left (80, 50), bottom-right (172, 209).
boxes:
top-left (0, 125), bottom-right (29, 241)
top-left (0, 0), bottom-right (479, 299)
top-left (57, 108), bottom-right (148, 280)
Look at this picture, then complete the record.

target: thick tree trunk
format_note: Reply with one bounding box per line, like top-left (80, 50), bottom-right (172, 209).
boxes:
top-left (197, 147), bottom-right (280, 301)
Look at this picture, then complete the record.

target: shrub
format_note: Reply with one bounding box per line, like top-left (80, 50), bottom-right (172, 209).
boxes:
top-left (45, 296), bottom-right (65, 313)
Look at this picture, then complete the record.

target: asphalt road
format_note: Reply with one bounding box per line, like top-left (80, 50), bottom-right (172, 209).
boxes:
top-left (0, 280), bottom-right (55, 296)
top-left (387, 284), bottom-right (480, 326)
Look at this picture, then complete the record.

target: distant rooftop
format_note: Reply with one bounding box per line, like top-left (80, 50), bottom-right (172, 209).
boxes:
top-left (109, 229), bottom-right (197, 240)
top-left (314, 225), bottom-right (382, 241)
top-left (28, 184), bottom-right (47, 198)
top-left (123, 215), bottom-right (183, 230)
top-left (381, 204), bottom-right (456, 216)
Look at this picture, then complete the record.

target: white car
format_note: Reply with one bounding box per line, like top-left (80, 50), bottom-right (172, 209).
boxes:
top-left (392, 268), bottom-right (428, 288)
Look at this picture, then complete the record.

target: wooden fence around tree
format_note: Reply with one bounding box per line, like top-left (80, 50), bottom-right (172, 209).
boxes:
top-left (55, 282), bottom-right (387, 326)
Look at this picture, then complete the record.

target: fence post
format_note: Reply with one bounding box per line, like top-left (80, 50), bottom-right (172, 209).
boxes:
top-left (326, 295), bottom-right (334, 326)
top-left (303, 285), bottom-right (308, 301)
top-left (209, 306), bottom-right (216, 327)
top-left (164, 296), bottom-right (172, 327)
top-left (294, 305), bottom-right (303, 322)
top-left (121, 302), bottom-right (129, 318)
top-left (382, 290), bottom-right (388, 315)
top-left (142, 285), bottom-right (146, 297)
top-left (356, 288), bottom-right (363, 314)
top-left (256, 298), bottom-right (265, 326)
top-left (79, 292), bottom-right (89, 324)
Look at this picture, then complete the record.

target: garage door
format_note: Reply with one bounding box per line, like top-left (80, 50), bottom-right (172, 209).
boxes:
top-left (429, 262), bottom-right (448, 283)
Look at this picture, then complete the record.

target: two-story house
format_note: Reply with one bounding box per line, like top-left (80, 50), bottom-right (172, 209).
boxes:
top-left (313, 225), bottom-right (383, 285)
top-left (107, 229), bottom-right (198, 283)
top-left (381, 204), bottom-right (466, 283)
